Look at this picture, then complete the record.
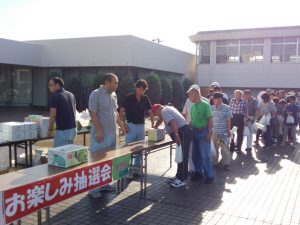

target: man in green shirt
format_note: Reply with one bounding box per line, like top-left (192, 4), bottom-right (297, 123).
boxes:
top-left (187, 84), bottom-right (214, 184)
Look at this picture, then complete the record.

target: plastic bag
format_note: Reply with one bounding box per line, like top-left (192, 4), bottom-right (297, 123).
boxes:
top-left (210, 139), bottom-right (216, 159)
top-left (265, 113), bottom-right (271, 126)
top-left (175, 144), bottom-right (183, 163)
top-left (286, 114), bottom-right (295, 124)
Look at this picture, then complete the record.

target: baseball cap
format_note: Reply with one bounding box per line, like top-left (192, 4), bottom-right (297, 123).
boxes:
top-left (150, 104), bottom-right (161, 113)
top-left (210, 82), bottom-right (220, 88)
top-left (186, 84), bottom-right (200, 93)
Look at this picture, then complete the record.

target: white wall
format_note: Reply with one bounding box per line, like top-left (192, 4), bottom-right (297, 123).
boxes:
top-left (0, 38), bottom-right (41, 66)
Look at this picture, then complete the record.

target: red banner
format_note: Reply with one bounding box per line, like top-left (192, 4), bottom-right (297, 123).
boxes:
top-left (2, 160), bottom-right (112, 224)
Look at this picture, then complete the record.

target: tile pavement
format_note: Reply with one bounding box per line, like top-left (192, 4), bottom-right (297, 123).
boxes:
top-left (1, 136), bottom-right (299, 225)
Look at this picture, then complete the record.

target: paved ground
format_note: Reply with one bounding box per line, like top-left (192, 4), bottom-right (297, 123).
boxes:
top-left (1, 108), bottom-right (300, 225)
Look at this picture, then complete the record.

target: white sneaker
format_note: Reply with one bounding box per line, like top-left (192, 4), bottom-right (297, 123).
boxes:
top-left (170, 179), bottom-right (185, 188)
top-left (88, 189), bottom-right (102, 198)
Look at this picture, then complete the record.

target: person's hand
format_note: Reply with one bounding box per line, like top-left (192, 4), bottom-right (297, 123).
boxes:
top-left (206, 133), bottom-right (212, 142)
top-left (47, 130), bottom-right (54, 138)
top-left (124, 123), bottom-right (129, 133)
top-left (174, 134), bottom-right (180, 144)
top-left (95, 131), bottom-right (104, 142)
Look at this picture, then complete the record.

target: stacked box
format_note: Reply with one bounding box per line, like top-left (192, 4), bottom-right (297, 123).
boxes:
top-left (23, 122), bottom-right (38, 139)
top-left (39, 117), bottom-right (49, 137)
top-left (1, 122), bottom-right (25, 141)
top-left (148, 128), bottom-right (165, 142)
top-left (48, 144), bottom-right (88, 168)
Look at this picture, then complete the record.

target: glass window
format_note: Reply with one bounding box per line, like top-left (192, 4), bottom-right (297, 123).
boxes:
top-left (284, 44), bottom-right (297, 62)
top-left (240, 46), bottom-right (251, 63)
top-left (216, 46), bottom-right (227, 63)
top-left (271, 44), bottom-right (283, 63)
top-left (198, 41), bottom-right (210, 64)
top-left (228, 46), bottom-right (239, 63)
top-left (251, 45), bottom-right (264, 63)
top-left (12, 68), bottom-right (32, 105)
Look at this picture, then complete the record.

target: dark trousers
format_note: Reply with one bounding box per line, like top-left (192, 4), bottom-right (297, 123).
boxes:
top-left (230, 114), bottom-right (244, 151)
top-left (170, 125), bottom-right (192, 181)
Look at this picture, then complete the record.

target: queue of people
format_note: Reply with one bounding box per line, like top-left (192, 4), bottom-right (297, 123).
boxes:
top-left (47, 75), bottom-right (299, 193)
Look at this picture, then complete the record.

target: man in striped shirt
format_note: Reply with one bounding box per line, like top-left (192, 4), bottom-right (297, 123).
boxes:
top-left (151, 104), bottom-right (192, 188)
top-left (211, 92), bottom-right (232, 169)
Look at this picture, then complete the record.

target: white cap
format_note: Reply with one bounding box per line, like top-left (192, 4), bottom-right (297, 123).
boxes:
top-left (210, 81), bottom-right (220, 88)
top-left (186, 84), bottom-right (200, 93)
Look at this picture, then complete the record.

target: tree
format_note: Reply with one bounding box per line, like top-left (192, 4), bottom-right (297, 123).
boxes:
top-left (117, 76), bottom-right (135, 106)
top-left (145, 72), bottom-right (162, 104)
top-left (160, 78), bottom-right (172, 105)
top-left (171, 79), bottom-right (184, 111)
top-left (92, 74), bottom-right (105, 90)
top-left (183, 77), bottom-right (194, 94)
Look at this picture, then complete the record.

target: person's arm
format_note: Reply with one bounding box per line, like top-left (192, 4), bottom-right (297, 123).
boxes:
top-left (153, 118), bottom-right (163, 129)
top-left (206, 116), bottom-right (213, 141)
top-left (116, 112), bottom-right (126, 136)
top-left (119, 107), bottom-right (128, 132)
top-left (89, 111), bottom-right (104, 142)
top-left (47, 108), bottom-right (57, 137)
top-left (148, 109), bottom-right (155, 128)
top-left (169, 119), bottom-right (180, 144)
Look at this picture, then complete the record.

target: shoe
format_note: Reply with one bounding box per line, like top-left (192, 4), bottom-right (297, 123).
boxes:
top-left (223, 165), bottom-right (230, 171)
top-left (205, 177), bottom-right (214, 184)
top-left (190, 172), bottom-right (203, 181)
top-left (170, 179), bottom-right (186, 188)
top-left (88, 189), bottom-right (102, 198)
top-left (99, 184), bottom-right (116, 192)
top-left (235, 149), bottom-right (242, 153)
top-left (167, 177), bottom-right (177, 183)
top-left (245, 148), bottom-right (252, 152)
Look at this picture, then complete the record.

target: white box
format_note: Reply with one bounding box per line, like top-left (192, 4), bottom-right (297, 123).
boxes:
top-left (23, 122), bottom-right (37, 132)
top-left (148, 128), bottom-right (165, 142)
top-left (24, 130), bottom-right (38, 139)
top-left (48, 144), bottom-right (88, 168)
top-left (3, 131), bottom-right (25, 142)
top-left (2, 122), bottom-right (25, 133)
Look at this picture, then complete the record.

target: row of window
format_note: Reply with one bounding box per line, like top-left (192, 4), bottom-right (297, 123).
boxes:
top-left (197, 37), bottom-right (300, 64)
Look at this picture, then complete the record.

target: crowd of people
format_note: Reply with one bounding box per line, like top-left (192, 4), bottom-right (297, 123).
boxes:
top-left (47, 74), bottom-right (300, 195)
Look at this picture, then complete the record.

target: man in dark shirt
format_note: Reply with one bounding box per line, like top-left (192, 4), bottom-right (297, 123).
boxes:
top-left (119, 79), bottom-right (154, 175)
top-left (47, 77), bottom-right (77, 147)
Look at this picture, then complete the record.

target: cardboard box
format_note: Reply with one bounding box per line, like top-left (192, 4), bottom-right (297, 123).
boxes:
top-left (48, 144), bottom-right (88, 168)
top-left (148, 128), bottom-right (165, 142)
top-left (3, 131), bottom-right (25, 142)
top-left (23, 122), bottom-right (37, 132)
top-left (1, 122), bottom-right (25, 133)
top-left (24, 130), bottom-right (38, 139)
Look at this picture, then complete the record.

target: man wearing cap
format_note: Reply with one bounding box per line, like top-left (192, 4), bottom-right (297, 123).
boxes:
top-left (211, 92), bottom-right (232, 169)
top-left (151, 104), bottom-right (192, 188)
top-left (210, 81), bottom-right (229, 101)
top-left (187, 84), bottom-right (214, 184)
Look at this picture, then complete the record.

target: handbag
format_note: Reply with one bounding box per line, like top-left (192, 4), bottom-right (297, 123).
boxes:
top-left (286, 114), bottom-right (295, 124)
top-left (175, 144), bottom-right (183, 163)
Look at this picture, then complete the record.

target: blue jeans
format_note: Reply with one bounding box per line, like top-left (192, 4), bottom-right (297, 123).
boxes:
top-left (125, 123), bottom-right (145, 167)
top-left (54, 128), bottom-right (77, 147)
top-left (90, 126), bottom-right (116, 152)
top-left (263, 125), bottom-right (273, 146)
top-left (192, 128), bottom-right (214, 179)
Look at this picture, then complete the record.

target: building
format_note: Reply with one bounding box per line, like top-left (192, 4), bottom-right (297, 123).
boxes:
top-left (190, 26), bottom-right (300, 96)
top-left (0, 35), bottom-right (195, 107)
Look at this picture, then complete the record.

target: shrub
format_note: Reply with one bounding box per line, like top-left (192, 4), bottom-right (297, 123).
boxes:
top-left (183, 77), bottom-right (194, 93)
top-left (160, 78), bottom-right (173, 105)
top-left (171, 79), bottom-right (184, 111)
top-left (117, 76), bottom-right (135, 106)
top-left (145, 72), bottom-right (162, 104)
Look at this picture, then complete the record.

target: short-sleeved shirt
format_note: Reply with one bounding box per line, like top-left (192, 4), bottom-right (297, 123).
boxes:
top-left (161, 106), bottom-right (187, 135)
top-left (246, 98), bottom-right (258, 116)
top-left (191, 100), bottom-right (212, 128)
top-left (229, 98), bottom-right (248, 115)
top-left (258, 101), bottom-right (277, 115)
top-left (49, 88), bottom-right (76, 130)
top-left (284, 104), bottom-right (298, 126)
top-left (182, 98), bottom-right (194, 123)
top-left (211, 104), bottom-right (232, 134)
top-left (89, 86), bottom-right (118, 135)
top-left (122, 93), bottom-right (151, 124)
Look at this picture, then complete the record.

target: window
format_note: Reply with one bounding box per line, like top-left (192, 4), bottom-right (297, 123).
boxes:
top-left (271, 37), bottom-right (300, 63)
top-left (197, 41), bottom-right (210, 64)
top-left (216, 39), bottom-right (264, 63)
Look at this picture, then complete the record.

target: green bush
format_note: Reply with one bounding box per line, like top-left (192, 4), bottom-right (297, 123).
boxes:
top-left (117, 76), bottom-right (135, 106)
top-left (92, 74), bottom-right (105, 90)
top-left (183, 77), bottom-right (194, 93)
top-left (160, 78), bottom-right (172, 105)
top-left (145, 72), bottom-right (162, 104)
top-left (171, 79), bottom-right (184, 111)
